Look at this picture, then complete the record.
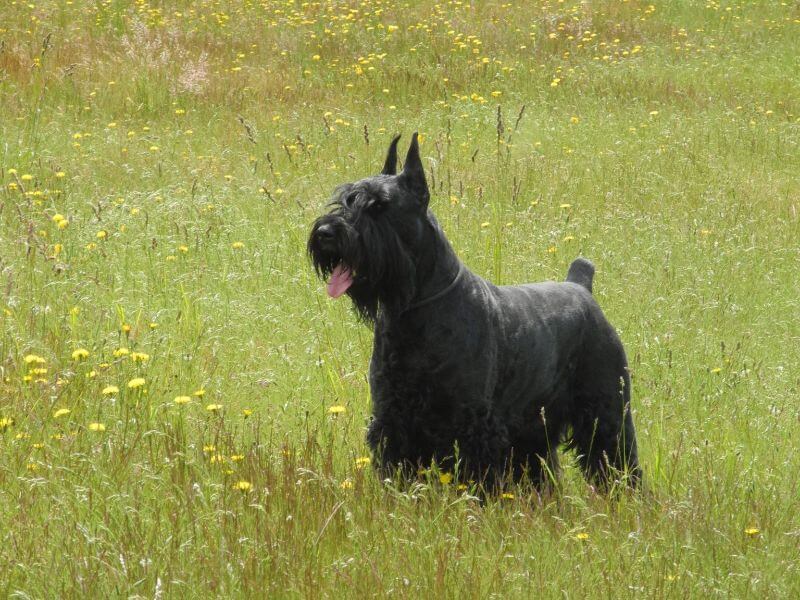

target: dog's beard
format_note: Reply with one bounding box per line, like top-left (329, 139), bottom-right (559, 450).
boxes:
top-left (308, 214), bottom-right (418, 323)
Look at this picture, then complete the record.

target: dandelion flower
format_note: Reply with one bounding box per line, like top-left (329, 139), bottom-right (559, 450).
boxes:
top-left (71, 348), bottom-right (90, 361)
top-left (130, 352), bottom-right (149, 363)
top-left (206, 404), bottom-right (223, 412)
top-left (113, 348), bottom-right (130, 357)
top-left (193, 389), bottom-right (205, 397)
top-left (53, 408), bottom-right (71, 418)
top-left (575, 532), bottom-right (590, 540)
top-left (233, 480), bottom-right (252, 492)
top-left (745, 527), bottom-right (760, 537)
top-left (127, 377), bottom-right (146, 389)
top-left (242, 408), bottom-right (253, 418)
top-left (102, 385), bottom-right (119, 395)
top-left (174, 396), bottom-right (191, 405)
top-left (501, 492), bottom-right (515, 500)
top-left (340, 479), bottom-right (353, 490)
top-left (24, 354), bottom-right (46, 365)
top-left (231, 241), bottom-right (245, 249)
top-left (0, 417), bottom-right (14, 431)
top-left (88, 422), bottom-right (106, 432)
top-left (328, 405), bottom-right (346, 415)
top-left (439, 472), bottom-right (453, 484)
top-left (355, 456), bottom-right (371, 469)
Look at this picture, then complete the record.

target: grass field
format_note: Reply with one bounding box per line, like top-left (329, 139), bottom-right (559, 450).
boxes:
top-left (1, 0), bottom-right (799, 597)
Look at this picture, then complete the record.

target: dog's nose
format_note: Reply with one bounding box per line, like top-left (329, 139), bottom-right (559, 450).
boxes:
top-left (316, 224), bottom-right (335, 239)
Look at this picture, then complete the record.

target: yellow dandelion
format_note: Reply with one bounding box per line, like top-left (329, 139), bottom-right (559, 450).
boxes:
top-left (328, 405), bottom-right (346, 415)
top-left (206, 403), bottom-right (223, 412)
top-left (490, 90), bottom-right (502, 98)
top-left (88, 422), bottom-right (106, 432)
top-left (744, 527), bottom-right (760, 537)
top-left (355, 456), bottom-right (371, 469)
top-left (130, 352), bottom-right (149, 362)
top-left (193, 388), bottom-right (205, 397)
top-left (53, 408), bottom-right (71, 418)
top-left (242, 408), bottom-right (253, 418)
top-left (233, 480), bottom-right (252, 492)
top-left (0, 417), bottom-right (14, 431)
top-left (24, 354), bottom-right (46, 365)
top-left (570, 116), bottom-right (580, 124)
top-left (575, 532), bottom-right (590, 540)
top-left (52, 213), bottom-right (65, 223)
top-left (439, 472), bottom-right (453, 484)
top-left (71, 348), bottom-right (90, 361)
top-left (230, 454), bottom-right (245, 462)
top-left (55, 171), bottom-right (66, 179)
top-left (57, 219), bottom-right (69, 229)
top-left (127, 377), bottom-right (145, 389)
top-left (501, 492), bottom-right (515, 500)
top-left (102, 385), bottom-right (119, 395)
top-left (231, 241), bottom-right (245, 249)
top-left (340, 479), bottom-right (354, 489)
top-left (174, 396), bottom-right (191, 405)
top-left (710, 367), bottom-right (722, 374)
top-left (113, 347), bottom-right (130, 357)
top-left (96, 230), bottom-right (107, 240)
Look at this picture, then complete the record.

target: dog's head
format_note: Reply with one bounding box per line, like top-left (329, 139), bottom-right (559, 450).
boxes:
top-left (307, 133), bottom-right (431, 322)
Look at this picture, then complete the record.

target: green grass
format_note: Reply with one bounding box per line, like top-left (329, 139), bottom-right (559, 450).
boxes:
top-left (1, 0), bottom-right (799, 596)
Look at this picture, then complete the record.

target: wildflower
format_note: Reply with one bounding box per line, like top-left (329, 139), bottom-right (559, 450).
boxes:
top-left (355, 456), bottom-right (371, 469)
top-left (233, 480), bottom-right (252, 492)
top-left (744, 527), bottom-right (760, 537)
top-left (96, 230), bottom-right (107, 240)
top-left (340, 479), bottom-right (353, 489)
top-left (193, 389), bottom-right (205, 397)
top-left (242, 408), bottom-right (253, 418)
top-left (439, 472), bottom-right (453, 484)
top-left (102, 385), bottom-right (119, 395)
top-left (24, 354), bottom-right (46, 365)
top-left (328, 405), bottom-right (346, 415)
top-left (230, 454), bottom-right (244, 462)
top-left (501, 492), bottom-right (515, 500)
top-left (203, 445), bottom-right (216, 453)
top-left (560, 203), bottom-right (572, 209)
top-left (174, 396), bottom-right (191, 405)
top-left (210, 454), bottom-right (225, 463)
top-left (88, 422), bottom-right (106, 432)
top-left (122, 324), bottom-right (131, 334)
top-left (52, 213), bottom-right (65, 223)
top-left (0, 417), bottom-right (14, 431)
top-left (130, 352), bottom-right (149, 363)
top-left (127, 377), bottom-right (146, 389)
top-left (490, 91), bottom-right (502, 98)
top-left (206, 404), bottom-right (223, 412)
top-left (231, 241), bottom-right (245, 249)
top-left (53, 408), bottom-right (71, 418)
top-left (71, 348), bottom-right (90, 361)
top-left (710, 368), bottom-right (722, 374)
top-left (575, 532), bottom-right (590, 540)
top-left (570, 116), bottom-right (580, 124)
top-left (57, 219), bottom-right (69, 229)
top-left (113, 348), bottom-right (130, 357)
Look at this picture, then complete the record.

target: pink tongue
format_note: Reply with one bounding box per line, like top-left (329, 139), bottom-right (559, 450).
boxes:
top-left (326, 264), bottom-right (353, 298)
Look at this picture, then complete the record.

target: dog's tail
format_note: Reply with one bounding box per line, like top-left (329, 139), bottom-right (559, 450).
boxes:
top-left (566, 257), bottom-right (594, 293)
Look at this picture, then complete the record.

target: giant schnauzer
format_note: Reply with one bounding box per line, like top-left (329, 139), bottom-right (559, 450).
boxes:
top-left (308, 133), bottom-right (641, 491)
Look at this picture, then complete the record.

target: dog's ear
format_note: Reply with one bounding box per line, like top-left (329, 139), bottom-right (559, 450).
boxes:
top-left (399, 132), bottom-right (429, 208)
top-left (381, 134), bottom-right (401, 175)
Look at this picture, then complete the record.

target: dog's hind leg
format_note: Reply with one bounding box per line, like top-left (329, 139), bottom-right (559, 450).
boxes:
top-left (571, 352), bottom-right (642, 489)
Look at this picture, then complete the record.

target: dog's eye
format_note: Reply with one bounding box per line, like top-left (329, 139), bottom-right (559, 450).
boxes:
top-left (343, 193), bottom-right (357, 208)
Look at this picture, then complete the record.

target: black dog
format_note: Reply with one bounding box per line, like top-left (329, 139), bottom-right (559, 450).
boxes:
top-left (308, 133), bottom-right (641, 491)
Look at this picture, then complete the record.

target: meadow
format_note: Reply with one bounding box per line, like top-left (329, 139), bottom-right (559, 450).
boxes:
top-left (1, 0), bottom-right (799, 597)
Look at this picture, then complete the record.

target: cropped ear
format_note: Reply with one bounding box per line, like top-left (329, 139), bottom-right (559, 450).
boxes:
top-left (399, 132), bottom-right (429, 208)
top-left (381, 134), bottom-right (402, 175)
